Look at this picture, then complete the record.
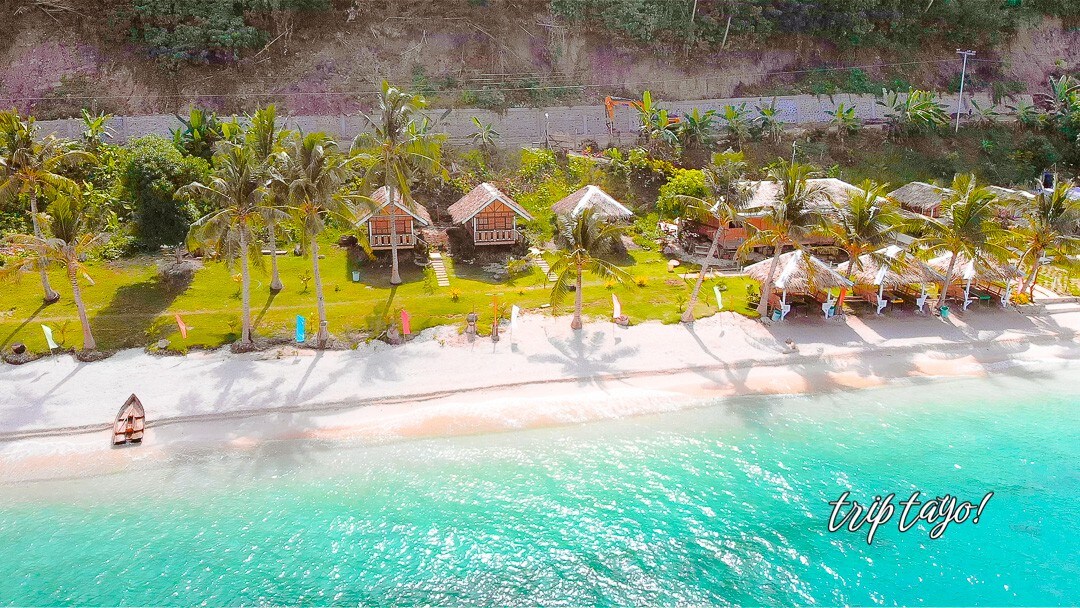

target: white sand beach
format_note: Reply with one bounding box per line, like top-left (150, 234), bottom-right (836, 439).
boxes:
top-left (2, 306), bottom-right (1080, 482)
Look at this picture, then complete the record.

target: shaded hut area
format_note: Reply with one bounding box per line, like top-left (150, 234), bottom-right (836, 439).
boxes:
top-left (928, 253), bottom-right (1020, 311)
top-left (745, 251), bottom-right (852, 322)
top-left (836, 245), bottom-right (943, 316)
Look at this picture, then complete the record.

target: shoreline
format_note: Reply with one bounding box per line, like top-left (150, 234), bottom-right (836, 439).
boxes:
top-left (3, 308), bottom-right (1080, 482)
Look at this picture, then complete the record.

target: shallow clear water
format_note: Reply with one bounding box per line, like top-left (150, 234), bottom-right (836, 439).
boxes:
top-left (1, 366), bottom-right (1078, 606)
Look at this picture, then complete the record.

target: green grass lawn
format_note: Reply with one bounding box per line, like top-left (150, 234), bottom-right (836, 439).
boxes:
top-left (0, 247), bottom-right (757, 354)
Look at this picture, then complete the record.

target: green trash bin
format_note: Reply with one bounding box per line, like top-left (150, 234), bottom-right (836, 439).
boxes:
top-left (939, 305), bottom-right (950, 318)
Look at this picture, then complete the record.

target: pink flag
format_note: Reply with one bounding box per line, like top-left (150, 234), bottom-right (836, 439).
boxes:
top-left (612, 294), bottom-right (622, 320)
top-left (175, 313), bottom-right (188, 339)
top-left (401, 309), bottom-right (411, 335)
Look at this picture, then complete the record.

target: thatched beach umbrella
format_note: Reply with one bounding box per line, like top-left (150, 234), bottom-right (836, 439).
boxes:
top-left (744, 250), bottom-right (852, 320)
top-left (836, 245), bottom-right (943, 313)
top-left (928, 252), bottom-right (1021, 310)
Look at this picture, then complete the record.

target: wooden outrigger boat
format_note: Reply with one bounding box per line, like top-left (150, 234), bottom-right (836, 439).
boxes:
top-left (112, 394), bottom-right (145, 446)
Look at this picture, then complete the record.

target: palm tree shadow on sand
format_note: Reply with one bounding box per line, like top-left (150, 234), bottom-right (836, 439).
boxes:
top-left (527, 326), bottom-right (639, 384)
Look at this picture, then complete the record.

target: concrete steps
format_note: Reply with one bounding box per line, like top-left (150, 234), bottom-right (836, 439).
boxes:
top-left (429, 251), bottom-right (451, 287)
top-left (530, 248), bottom-right (557, 282)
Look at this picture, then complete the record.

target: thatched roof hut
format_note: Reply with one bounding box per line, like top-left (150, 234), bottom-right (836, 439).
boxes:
top-left (927, 252), bottom-right (1021, 283)
top-left (551, 185), bottom-right (633, 221)
top-left (987, 186), bottom-right (1035, 205)
top-left (889, 182), bottom-right (951, 217)
top-left (744, 250), bottom-right (852, 294)
top-left (744, 178), bottom-right (865, 212)
top-left (836, 245), bottom-right (943, 288)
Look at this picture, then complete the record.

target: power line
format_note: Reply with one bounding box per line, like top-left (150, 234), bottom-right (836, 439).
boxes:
top-left (2, 58), bottom-right (999, 104)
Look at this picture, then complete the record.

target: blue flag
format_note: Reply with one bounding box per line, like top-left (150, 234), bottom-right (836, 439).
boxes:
top-left (296, 316), bottom-right (306, 343)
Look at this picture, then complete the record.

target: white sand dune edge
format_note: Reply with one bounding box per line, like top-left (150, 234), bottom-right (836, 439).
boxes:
top-left (2, 308), bottom-right (1079, 481)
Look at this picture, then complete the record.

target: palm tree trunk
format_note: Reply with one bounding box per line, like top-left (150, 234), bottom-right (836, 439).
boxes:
top-left (311, 236), bottom-right (330, 347)
top-left (1029, 264), bottom-right (1043, 298)
top-left (1020, 250), bottom-right (1041, 297)
top-left (755, 242), bottom-right (784, 318)
top-left (571, 263), bottom-right (583, 330)
top-left (935, 252), bottom-right (958, 311)
top-left (387, 181), bottom-right (402, 285)
top-left (66, 249), bottom-right (95, 351)
top-left (30, 191), bottom-right (60, 303)
top-left (239, 227), bottom-right (253, 345)
top-left (268, 219), bottom-right (283, 292)
top-left (682, 223), bottom-right (724, 323)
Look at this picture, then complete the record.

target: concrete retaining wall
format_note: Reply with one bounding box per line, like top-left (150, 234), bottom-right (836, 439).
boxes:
top-left (35, 92), bottom-right (1027, 148)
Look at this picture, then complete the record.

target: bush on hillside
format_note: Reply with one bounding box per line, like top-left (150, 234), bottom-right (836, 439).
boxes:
top-left (121, 136), bottom-right (210, 250)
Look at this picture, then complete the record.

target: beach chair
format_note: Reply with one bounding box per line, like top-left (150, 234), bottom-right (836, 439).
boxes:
top-left (875, 296), bottom-right (888, 315)
top-left (915, 292), bottom-right (929, 314)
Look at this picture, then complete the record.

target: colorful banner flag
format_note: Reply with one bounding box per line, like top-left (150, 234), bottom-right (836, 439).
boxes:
top-left (401, 309), bottom-right (411, 335)
top-left (296, 316), bottom-right (306, 343)
top-left (510, 305), bottom-right (520, 333)
top-left (41, 325), bottom-right (58, 350)
top-left (612, 294), bottom-right (622, 320)
top-left (713, 285), bottom-right (723, 310)
top-left (175, 313), bottom-right (188, 339)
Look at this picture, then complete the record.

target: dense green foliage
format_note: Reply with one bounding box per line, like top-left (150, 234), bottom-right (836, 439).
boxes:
top-left (551, 0), bottom-right (1068, 48)
top-left (121, 136), bottom-right (210, 250)
top-left (129, 0), bottom-right (329, 64)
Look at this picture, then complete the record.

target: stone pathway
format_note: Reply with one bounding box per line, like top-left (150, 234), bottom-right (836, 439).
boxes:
top-left (530, 248), bottom-right (557, 282)
top-left (429, 251), bottom-right (451, 287)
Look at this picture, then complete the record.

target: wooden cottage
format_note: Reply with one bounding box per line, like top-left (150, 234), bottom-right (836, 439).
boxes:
top-left (355, 187), bottom-right (432, 251)
top-left (678, 178), bottom-right (861, 253)
top-left (551, 185), bottom-right (634, 222)
top-left (889, 182), bottom-right (951, 218)
top-left (447, 183), bottom-right (534, 246)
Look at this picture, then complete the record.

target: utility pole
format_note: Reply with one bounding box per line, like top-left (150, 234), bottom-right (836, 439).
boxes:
top-left (955, 49), bottom-right (976, 133)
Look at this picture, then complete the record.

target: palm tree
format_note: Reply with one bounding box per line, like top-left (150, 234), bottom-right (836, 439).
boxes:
top-left (829, 103), bottom-right (861, 142)
top-left (1012, 181), bottom-right (1080, 297)
top-left (755, 99), bottom-right (784, 144)
top-left (878, 89), bottom-right (949, 139)
top-left (740, 161), bottom-right (830, 318)
top-left (1, 194), bottom-right (106, 351)
top-left (821, 180), bottom-right (903, 280)
top-left (915, 174), bottom-right (1009, 311)
top-left (278, 131), bottom-right (355, 348)
top-left (0, 111), bottom-right (93, 303)
top-left (180, 142), bottom-right (270, 347)
top-left (675, 150), bottom-right (751, 323)
top-left (676, 107), bottom-right (717, 154)
top-left (720, 104), bottom-right (752, 149)
top-left (246, 105), bottom-right (290, 292)
top-left (356, 81), bottom-right (444, 285)
top-left (80, 110), bottom-right (114, 152)
top-left (550, 208), bottom-right (633, 330)
top-left (469, 116), bottom-right (500, 151)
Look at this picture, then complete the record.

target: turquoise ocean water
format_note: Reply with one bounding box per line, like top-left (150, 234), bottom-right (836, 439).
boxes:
top-left (1, 365), bottom-right (1078, 606)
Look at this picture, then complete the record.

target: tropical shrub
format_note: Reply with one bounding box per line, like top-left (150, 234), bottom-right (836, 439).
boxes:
top-left (130, 0), bottom-right (330, 65)
top-left (121, 136), bottom-right (211, 250)
top-left (656, 168), bottom-right (706, 219)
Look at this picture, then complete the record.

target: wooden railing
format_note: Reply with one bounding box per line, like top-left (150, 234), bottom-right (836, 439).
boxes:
top-left (475, 229), bottom-right (518, 243)
top-left (369, 233), bottom-right (414, 248)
